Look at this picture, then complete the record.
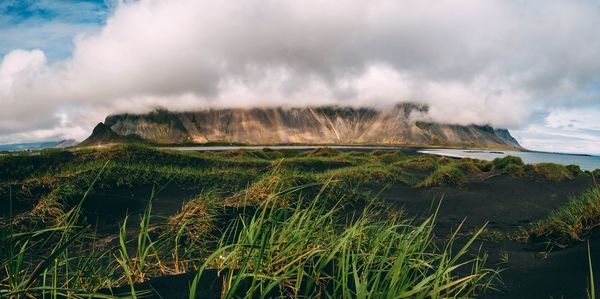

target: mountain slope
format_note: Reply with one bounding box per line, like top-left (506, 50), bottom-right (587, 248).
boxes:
top-left (80, 104), bottom-right (521, 148)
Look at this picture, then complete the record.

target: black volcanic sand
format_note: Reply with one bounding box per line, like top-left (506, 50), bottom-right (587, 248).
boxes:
top-left (102, 174), bottom-right (599, 299)
top-left (381, 175), bottom-right (598, 298)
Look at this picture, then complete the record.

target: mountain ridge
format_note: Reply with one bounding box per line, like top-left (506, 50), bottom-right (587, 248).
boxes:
top-left (80, 104), bottom-right (522, 149)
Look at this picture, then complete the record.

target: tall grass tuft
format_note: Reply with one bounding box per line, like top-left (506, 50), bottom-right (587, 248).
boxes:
top-left (529, 163), bottom-right (574, 182)
top-left (189, 185), bottom-right (495, 298)
top-left (419, 165), bottom-right (467, 187)
top-left (527, 188), bottom-right (600, 245)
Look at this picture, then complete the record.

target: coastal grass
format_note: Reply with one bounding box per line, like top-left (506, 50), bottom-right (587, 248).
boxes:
top-left (526, 187), bottom-right (600, 245)
top-left (398, 156), bottom-right (438, 171)
top-left (491, 156), bottom-right (525, 176)
top-left (190, 187), bottom-right (496, 298)
top-left (528, 163), bottom-right (574, 182)
top-left (418, 164), bottom-right (467, 187)
top-left (9, 144), bottom-right (597, 296)
top-left (0, 145), bottom-right (499, 297)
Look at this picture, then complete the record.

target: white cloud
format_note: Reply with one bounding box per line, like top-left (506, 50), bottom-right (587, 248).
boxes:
top-left (1, 0), bottom-right (600, 150)
top-left (545, 108), bottom-right (600, 131)
top-left (513, 109), bottom-right (600, 155)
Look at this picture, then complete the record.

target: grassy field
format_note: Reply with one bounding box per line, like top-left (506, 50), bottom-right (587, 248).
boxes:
top-left (0, 144), bottom-right (596, 298)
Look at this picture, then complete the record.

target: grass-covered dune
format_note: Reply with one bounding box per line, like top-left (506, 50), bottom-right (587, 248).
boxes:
top-left (0, 144), bottom-right (597, 298)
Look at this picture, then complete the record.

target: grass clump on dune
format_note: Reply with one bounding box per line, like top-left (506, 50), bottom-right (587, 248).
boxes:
top-left (307, 147), bottom-right (340, 157)
top-left (398, 156), bottom-right (438, 171)
top-left (419, 165), bottom-right (467, 187)
top-left (320, 164), bottom-right (412, 187)
top-left (529, 163), bottom-right (574, 182)
top-left (169, 193), bottom-right (220, 244)
top-left (526, 188), bottom-right (600, 245)
top-left (491, 156), bottom-right (525, 176)
top-left (566, 164), bottom-right (585, 177)
top-left (370, 150), bottom-right (405, 163)
top-left (453, 159), bottom-right (484, 174)
top-left (231, 169), bottom-right (316, 206)
top-left (277, 156), bottom-right (354, 172)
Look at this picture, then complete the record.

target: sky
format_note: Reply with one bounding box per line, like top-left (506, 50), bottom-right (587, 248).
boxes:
top-left (1, 0), bottom-right (600, 154)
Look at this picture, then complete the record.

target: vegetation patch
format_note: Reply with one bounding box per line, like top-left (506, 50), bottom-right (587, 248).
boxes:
top-left (193, 195), bottom-right (495, 298)
top-left (566, 165), bottom-right (585, 177)
top-left (453, 159), bottom-right (484, 174)
top-left (529, 163), bottom-right (574, 182)
top-left (0, 145), bottom-right (503, 298)
top-left (419, 165), bottom-right (467, 187)
top-left (230, 170), bottom-right (316, 206)
top-left (321, 165), bottom-right (411, 187)
top-left (398, 156), bottom-right (438, 171)
top-left (491, 156), bottom-right (525, 176)
top-left (307, 147), bottom-right (340, 157)
top-left (169, 194), bottom-right (220, 244)
top-left (0, 150), bottom-right (75, 182)
top-left (370, 150), bottom-right (405, 163)
top-left (277, 156), bottom-right (354, 172)
top-left (526, 188), bottom-right (600, 245)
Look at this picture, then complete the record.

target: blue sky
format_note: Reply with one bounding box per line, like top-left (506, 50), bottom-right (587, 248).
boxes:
top-left (0, 0), bottom-right (110, 61)
top-left (1, 0), bottom-right (599, 155)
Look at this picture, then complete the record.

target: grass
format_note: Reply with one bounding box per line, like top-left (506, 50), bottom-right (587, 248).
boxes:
top-left (526, 187), bottom-right (600, 245)
top-left (454, 159), bottom-right (484, 174)
top-left (491, 156), bottom-right (525, 176)
top-left (398, 156), bottom-right (438, 171)
top-left (419, 165), bottom-right (467, 187)
top-left (12, 144), bottom-right (599, 297)
top-left (190, 187), bottom-right (496, 298)
top-left (0, 145), bottom-right (499, 297)
top-left (498, 251), bottom-right (509, 265)
top-left (529, 163), bottom-right (574, 182)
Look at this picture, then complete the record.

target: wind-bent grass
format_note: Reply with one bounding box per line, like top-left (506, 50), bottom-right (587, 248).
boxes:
top-left (190, 185), bottom-right (496, 298)
top-left (419, 165), bottom-right (467, 187)
top-left (0, 162), bottom-right (117, 298)
top-left (527, 188), bottom-right (600, 245)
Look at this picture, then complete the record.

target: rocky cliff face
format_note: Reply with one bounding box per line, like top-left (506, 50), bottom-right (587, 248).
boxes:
top-left (80, 104), bottom-right (521, 148)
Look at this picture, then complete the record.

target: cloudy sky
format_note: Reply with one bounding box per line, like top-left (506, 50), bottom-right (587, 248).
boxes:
top-left (1, 0), bottom-right (600, 154)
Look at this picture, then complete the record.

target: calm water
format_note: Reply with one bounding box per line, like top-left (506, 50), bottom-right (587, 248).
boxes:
top-left (419, 149), bottom-right (600, 171)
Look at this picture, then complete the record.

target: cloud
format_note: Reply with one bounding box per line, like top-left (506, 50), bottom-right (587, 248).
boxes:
top-left (1, 0), bottom-right (600, 146)
top-left (513, 111), bottom-right (600, 156)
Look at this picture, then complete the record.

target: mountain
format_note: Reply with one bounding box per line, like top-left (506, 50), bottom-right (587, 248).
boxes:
top-left (80, 103), bottom-right (521, 149)
top-left (0, 139), bottom-right (78, 152)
